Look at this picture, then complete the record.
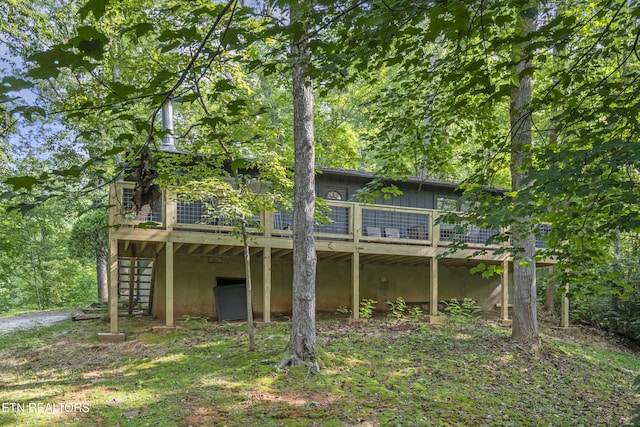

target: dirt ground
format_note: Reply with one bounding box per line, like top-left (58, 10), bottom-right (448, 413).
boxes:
top-left (0, 310), bottom-right (77, 334)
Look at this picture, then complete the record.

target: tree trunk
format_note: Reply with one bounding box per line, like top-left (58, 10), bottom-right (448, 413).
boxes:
top-left (241, 220), bottom-right (256, 352)
top-left (29, 237), bottom-right (42, 310)
top-left (288, 0), bottom-right (317, 365)
top-left (510, 7), bottom-right (539, 350)
top-left (97, 252), bottom-right (108, 303)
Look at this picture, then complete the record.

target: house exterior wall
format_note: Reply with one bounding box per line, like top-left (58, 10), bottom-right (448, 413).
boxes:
top-left (151, 252), bottom-right (504, 320)
top-left (316, 174), bottom-right (460, 209)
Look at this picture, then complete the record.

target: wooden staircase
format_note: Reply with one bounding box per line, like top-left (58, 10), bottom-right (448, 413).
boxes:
top-left (118, 257), bottom-right (154, 315)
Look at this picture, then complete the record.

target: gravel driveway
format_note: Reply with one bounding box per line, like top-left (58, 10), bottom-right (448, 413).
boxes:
top-left (0, 310), bottom-right (76, 334)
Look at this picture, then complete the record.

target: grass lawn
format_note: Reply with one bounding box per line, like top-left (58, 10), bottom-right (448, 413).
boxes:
top-left (0, 314), bottom-right (638, 426)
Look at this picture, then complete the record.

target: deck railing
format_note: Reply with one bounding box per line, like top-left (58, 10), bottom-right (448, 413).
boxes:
top-left (111, 181), bottom-right (547, 249)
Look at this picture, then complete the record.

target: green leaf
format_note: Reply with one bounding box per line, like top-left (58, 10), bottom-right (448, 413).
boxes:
top-left (0, 77), bottom-right (33, 93)
top-left (520, 7), bottom-right (538, 20)
top-left (226, 99), bottom-right (247, 115)
top-left (231, 158), bottom-right (248, 172)
top-left (78, 39), bottom-right (105, 59)
top-left (215, 79), bottom-right (235, 92)
top-left (4, 176), bottom-right (40, 191)
top-left (79, 0), bottom-right (110, 21)
top-left (470, 263), bottom-right (487, 275)
top-left (102, 146), bottom-right (126, 156)
top-left (0, 191), bottom-right (17, 200)
top-left (120, 22), bottom-right (155, 38)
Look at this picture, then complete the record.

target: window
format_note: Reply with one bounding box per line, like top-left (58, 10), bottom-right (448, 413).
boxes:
top-left (325, 190), bottom-right (343, 200)
top-left (319, 186), bottom-right (347, 201)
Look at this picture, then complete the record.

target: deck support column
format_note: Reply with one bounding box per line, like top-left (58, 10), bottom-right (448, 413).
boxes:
top-left (98, 238), bottom-right (125, 342)
top-left (500, 260), bottom-right (512, 326)
top-left (166, 241), bottom-right (174, 326)
top-left (109, 238), bottom-right (119, 333)
top-left (426, 257), bottom-right (445, 324)
top-left (263, 247), bottom-right (272, 323)
top-left (430, 257), bottom-right (438, 315)
top-left (351, 251), bottom-right (360, 319)
top-left (560, 283), bottom-right (570, 328)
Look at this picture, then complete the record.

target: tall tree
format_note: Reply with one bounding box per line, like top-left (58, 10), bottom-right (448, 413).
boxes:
top-left (509, 5), bottom-right (539, 349)
top-left (283, 0), bottom-right (317, 367)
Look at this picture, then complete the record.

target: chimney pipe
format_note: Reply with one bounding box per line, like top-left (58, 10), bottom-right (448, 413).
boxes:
top-left (161, 99), bottom-right (176, 152)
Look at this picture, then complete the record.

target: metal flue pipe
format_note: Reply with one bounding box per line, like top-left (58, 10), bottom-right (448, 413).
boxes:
top-left (160, 98), bottom-right (176, 152)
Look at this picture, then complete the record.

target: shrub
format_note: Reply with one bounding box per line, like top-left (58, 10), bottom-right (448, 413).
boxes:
top-left (359, 299), bottom-right (377, 319)
top-left (386, 297), bottom-right (407, 319)
top-left (442, 298), bottom-right (480, 323)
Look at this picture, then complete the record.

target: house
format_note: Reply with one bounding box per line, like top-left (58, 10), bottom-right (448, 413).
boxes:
top-left (99, 162), bottom-right (556, 342)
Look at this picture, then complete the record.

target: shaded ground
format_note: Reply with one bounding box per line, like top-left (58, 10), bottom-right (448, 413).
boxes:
top-left (0, 314), bottom-right (638, 426)
top-left (0, 310), bottom-right (76, 334)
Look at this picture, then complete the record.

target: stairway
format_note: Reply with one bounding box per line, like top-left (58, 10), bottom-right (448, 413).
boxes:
top-left (118, 257), bottom-right (154, 315)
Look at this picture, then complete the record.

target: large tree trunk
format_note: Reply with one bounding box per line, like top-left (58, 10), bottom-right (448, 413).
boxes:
top-left (97, 253), bottom-right (108, 303)
top-left (288, 0), bottom-right (317, 365)
top-left (510, 7), bottom-right (539, 350)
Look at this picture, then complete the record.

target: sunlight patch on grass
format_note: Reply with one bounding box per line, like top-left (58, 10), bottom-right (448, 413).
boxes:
top-left (132, 353), bottom-right (186, 370)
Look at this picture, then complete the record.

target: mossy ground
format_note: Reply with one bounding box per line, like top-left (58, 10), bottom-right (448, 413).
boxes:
top-left (0, 314), bottom-right (638, 426)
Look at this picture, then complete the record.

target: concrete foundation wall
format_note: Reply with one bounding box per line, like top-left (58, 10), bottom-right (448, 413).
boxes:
top-left (152, 252), bottom-right (503, 320)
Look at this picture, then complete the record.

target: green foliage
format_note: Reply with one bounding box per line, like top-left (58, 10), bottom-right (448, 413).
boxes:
top-left (336, 305), bottom-right (350, 315)
top-left (359, 298), bottom-right (376, 319)
top-left (68, 208), bottom-right (108, 260)
top-left (470, 262), bottom-right (505, 279)
top-left (386, 297), bottom-right (407, 319)
top-left (442, 298), bottom-right (481, 323)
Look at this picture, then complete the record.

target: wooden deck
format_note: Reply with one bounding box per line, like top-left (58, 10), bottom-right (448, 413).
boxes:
top-left (102, 181), bottom-right (553, 339)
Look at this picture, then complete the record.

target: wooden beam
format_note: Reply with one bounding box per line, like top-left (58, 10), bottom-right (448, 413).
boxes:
top-left (155, 242), bottom-right (165, 255)
top-left (352, 251), bottom-right (360, 319)
top-left (501, 260), bottom-right (510, 321)
top-left (203, 244), bottom-right (217, 255)
top-left (228, 246), bottom-right (245, 257)
top-left (166, 241), bottom-right (174, 326)
top-left (271, 248), bottom-right (291, 259)
top-left (187, 244), bottom-right (200, 255)
top-left (123, 240), bottom-right (130, 253)
top-left (173, 242), bottom-right (184, 253)
top-left (109, 238), bottom-right (119, 333)
top-left (139, 241), bottom-right (148, 252)
top-left (263, 247), bottom-right (271, 323)
top-left (217, 245), bottom-right (235, 256)
top-left (430, 257), bottom-right (438, 316)
top-left (330, 253), bottom-right (355, 263)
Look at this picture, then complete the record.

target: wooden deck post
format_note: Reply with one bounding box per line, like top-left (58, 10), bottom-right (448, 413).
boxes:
top-left (166, 241), bottom-right (174, 326)
top-left (429, 257), bottom-right (438, 316)
top-left (560, 283), bottom-right (570, 328)
top-left (109, 238), bottom-right (119, 333)
top-left (128, 256), bottom-right (136, 316)
top-left (351, 251), bottom-right (360, 319)
top-left (165, 190), bottom-right (176, 231)
top-left (97, 236), bottom-right (126, 342)
top-left (426, 257), bottom-right (445, 324)
top-left (431, 212), bottom-right (440, 248)
top-left (500, 260), bottom-right (512, 326)
top-left (263, 247), bottom-right (272, 323)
